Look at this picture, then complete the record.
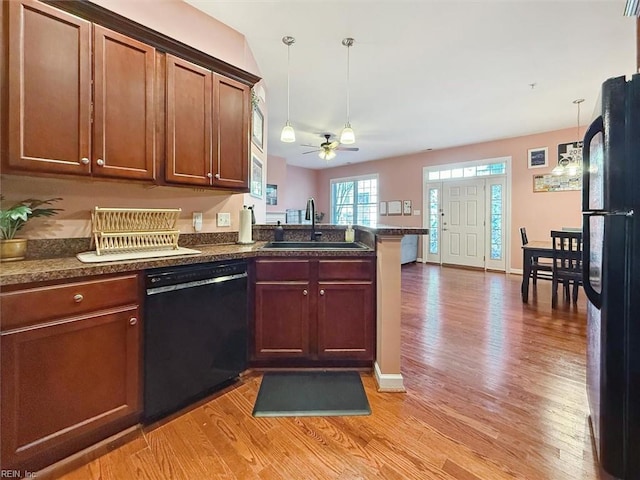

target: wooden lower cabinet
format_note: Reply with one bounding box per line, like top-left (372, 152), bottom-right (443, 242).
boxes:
top-left (0, 275), bottom-right (141, 473)
top-left (252, 257), bottom-right (375, 367)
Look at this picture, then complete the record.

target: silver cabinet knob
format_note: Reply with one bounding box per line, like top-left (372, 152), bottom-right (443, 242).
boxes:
top-left (96, 159), bottom-right (105, 166)
top-left (303, 289), bottom-right (308, 296)
top-left (320, 289), bottom-right (325, 296)
top-left (207, 172), bottom-right (213, 179)
top-left (129, 317), bottom-right (138, 326)
top-left (214, 173), bottom-right (220, 179)
top-left (73, 294), bottom-right (84, 303)
top-left (80, 157), bottom-right (90, 165)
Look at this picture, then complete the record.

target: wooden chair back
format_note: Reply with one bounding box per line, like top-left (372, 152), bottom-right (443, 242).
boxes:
top-left (550, 230), bottom-right (583, 279)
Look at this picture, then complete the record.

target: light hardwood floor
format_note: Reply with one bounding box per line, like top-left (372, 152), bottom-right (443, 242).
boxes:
top-left (57, 264), bottom-right (599, 480)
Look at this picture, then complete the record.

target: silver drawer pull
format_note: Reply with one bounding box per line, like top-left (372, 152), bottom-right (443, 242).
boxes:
top-left (129, 317), bottom-right (138, 326)
top-left (207, 172), bottom-right (213, 179)
top-left (80, 157), bottom-right (90, 165)
top-left (73, 294), bottom-right (84, 303)
top-left (303, 289), bottom-right (308, 296)
top-left (214, 173), bottom-right (220, 179)
top-left (96, 159), bottom-right (105, 166)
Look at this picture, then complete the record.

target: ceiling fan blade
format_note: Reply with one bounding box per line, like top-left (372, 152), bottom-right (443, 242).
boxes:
top-left (300, 144), bottom-right (317, 147)
top-left (328, 141), bottom-right (340, 149)
top-left (336, 147), bottom-right (360, 151)
top-left (302, 149), bottom-right (321, 154)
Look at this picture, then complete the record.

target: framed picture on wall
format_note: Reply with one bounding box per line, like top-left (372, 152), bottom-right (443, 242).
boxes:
top-left (403, 200), bottom-right (412, 215)
top-left (387, 200), bottom-right (402, 216)
top-left (250, 155), bottom-right (263, 198)
top-left (379, 201), bottom-right (387, 216)
top-left (252, 106), bottom-right (264, 151)
top-left (527, 147), bottom-right (548, 169)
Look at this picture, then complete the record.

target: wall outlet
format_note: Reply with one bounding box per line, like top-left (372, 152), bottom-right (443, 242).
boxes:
top-left (192, 212), bottom-right (203, 232)
top-left (217, 212), bottom-right (231, 227)
top-left (413, 209), bottom-right (421, 216)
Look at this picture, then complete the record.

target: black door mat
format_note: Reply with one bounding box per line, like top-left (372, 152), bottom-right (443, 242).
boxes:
top-left (252, 371), bottom-right (371, 417)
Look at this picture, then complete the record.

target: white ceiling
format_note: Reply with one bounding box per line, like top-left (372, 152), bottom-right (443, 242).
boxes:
top-left (186, 1), bottom-right (636, 170)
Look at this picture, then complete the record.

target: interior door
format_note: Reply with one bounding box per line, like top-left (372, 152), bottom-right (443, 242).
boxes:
top-left (441, 179), bottom-right (485, 268)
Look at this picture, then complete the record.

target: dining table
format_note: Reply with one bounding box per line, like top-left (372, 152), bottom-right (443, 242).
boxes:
top-left (521, 240), bottom-right (553, 303)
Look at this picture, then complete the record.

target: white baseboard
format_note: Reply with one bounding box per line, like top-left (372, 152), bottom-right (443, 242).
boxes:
top-left (374, 362), bottom-right (406, 392)
top-left (510, 268), bottom-right (523, 275)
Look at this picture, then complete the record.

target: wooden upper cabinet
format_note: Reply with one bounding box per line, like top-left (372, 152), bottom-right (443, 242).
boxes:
top-left (212, 74), bottom-right (250, 189)
top-left (7, 0), bottom-right (91, 175)
top-left (6, 1), bottom-right (156, 180)
top-left (165, 54), bottom-right (213, 186)
top-left (93, 25), bottom-right (155, 180)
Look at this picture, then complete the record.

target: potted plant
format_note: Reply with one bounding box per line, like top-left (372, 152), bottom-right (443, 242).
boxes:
top-left (0, 196), bottom-right (63, 262)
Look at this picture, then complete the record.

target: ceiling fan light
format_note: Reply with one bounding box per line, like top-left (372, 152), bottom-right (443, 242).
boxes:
top-left (280, 123), bottom-right (296, 143)
top-left (319, 149), bottom-right (336, 161)
top-left (340, 125), bottom-right (355, 145)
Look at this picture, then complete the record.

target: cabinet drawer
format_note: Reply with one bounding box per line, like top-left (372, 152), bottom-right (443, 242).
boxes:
top-left (1, 275), bottom-right (139, 331)
top-left (255, 259), bottom-right (310, 281)
top-left (318, 259), bottom-right (373, 281)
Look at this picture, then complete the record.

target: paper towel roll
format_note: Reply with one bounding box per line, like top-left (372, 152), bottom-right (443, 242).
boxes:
top-left (238, 209), bottom-right (252, 244)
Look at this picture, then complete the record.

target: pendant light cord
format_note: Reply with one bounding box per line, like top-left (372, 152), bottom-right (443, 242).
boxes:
top-left (286, 43), bottom-right (291, 124)
top-left (346, 43), bottom-right (350, 123)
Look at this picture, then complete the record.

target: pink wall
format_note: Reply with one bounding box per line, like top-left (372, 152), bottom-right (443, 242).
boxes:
top-left (1, 0), bottom-right (265, 238)
top-left (315, 127), bottom-right (583, 271)
top-left (266, 155), bottom-right (319, 213)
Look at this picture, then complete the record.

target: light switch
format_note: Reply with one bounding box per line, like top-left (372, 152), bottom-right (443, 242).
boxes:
top-left (192, 212), bottom-right (203, 232)
top-left (217, 212), bottom-right (231, 227)
top-left (413, 209), bottom-right (421, 216)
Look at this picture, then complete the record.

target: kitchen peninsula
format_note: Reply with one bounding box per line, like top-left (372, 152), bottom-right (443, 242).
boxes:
top-left (0, 224), bottom-right (427, 476)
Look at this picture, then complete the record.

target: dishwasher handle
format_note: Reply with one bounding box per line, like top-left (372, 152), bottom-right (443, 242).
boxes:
top-left (146, 272), bottom-right (247, 295)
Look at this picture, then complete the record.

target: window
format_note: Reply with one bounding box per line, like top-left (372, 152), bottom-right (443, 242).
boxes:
top-left (428, 161), bottom-right (506, 181)
top-left (428, 188), bottom-right (439, 254)
top-left (331, 175), bottom-right (378, 226)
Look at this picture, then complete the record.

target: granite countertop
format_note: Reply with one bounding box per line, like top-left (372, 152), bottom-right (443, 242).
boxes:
top-left (0, 241), bottom-right (376, 287)
top-left (0, 225), bottom-right (426, 287)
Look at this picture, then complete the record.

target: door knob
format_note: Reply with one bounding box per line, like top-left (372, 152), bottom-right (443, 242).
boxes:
top-left (214, 173), bottom-right (220, 179)
top-left (129, 317), bottom-right (138, 326)
top-left (319, 289), bottom-right (325, 296)
top-left (303, 289), bottom-right (308, 296)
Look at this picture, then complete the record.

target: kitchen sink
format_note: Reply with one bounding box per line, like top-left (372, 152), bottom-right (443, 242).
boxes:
top-left (260, 241), bottom-right (370, 250)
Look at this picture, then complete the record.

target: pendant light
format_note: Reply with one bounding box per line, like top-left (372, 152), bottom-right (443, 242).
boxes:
top-left (280, 36), bottom-right (296, 143)
top-left (552, 98), bottom-right (584, 176)
top-left (339, 38), bottom-right (356, 145)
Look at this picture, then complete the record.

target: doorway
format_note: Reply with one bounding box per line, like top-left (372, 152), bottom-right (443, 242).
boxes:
top-left (423, 158), bottom-right (510, 271)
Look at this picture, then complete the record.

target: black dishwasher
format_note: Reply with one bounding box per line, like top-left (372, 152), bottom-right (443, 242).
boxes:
top-left (144, 259), bottom-right (248, 422)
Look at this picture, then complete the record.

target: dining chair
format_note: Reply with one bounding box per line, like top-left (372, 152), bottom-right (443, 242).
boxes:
top-left (550, 230), bottom-right (583, 308)
top-left (520, 227), bottom-right (553, 285)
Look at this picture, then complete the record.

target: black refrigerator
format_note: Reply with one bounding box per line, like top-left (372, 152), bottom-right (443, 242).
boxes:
top-left (582, 73), bottom-right (640, 480)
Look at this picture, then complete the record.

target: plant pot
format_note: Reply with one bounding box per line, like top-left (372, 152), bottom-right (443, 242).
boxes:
top-left (0, 238), bottom-right (28, 262)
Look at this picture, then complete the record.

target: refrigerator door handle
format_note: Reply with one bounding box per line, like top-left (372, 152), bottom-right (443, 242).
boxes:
top-left (582, 212), bottom-right (603, 309)
top-left (581, 115), bottom-right (604, 211)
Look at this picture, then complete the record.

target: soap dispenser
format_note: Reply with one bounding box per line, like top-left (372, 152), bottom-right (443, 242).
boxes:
top-left (345, 224), bottom-right (355, 242)
top-left (274, 221), bottom-right (284, 241)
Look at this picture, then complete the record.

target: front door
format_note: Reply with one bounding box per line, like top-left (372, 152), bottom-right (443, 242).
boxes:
top-left (441, 179), bottom-right (485, 268)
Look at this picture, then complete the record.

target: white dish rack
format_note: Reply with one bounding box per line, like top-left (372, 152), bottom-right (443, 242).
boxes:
top-left (76, 207), bottom-right (201, 263)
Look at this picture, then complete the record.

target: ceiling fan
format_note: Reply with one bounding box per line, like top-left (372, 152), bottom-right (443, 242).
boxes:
top-left (301, 134), bottom-right (359, 160)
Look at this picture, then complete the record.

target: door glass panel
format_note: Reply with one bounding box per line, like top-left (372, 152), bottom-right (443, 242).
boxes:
top-left (429, 188), bottom-right (439, 254)
top-left (490, 184), bottom-right (503, 260)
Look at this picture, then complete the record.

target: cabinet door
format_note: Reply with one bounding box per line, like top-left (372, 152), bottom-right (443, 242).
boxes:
top-left (93, 25), bottom-right (155, 180)
top-left (0, 307), bottom-right (140, 472)
top-left (212, 74), bottom-right (250, 189)
top-left (254, 283), bottom-right (310, 358)
top-left (7, 0), bottom-right (91, 174)
top-left (317, 282), bottom-right (374, 360)
top-left (165, 55), bottom-right (212, 185)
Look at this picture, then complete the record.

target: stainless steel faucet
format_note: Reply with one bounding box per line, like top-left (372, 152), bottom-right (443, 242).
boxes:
top-left (305, 197), bottom-right (319, 241)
